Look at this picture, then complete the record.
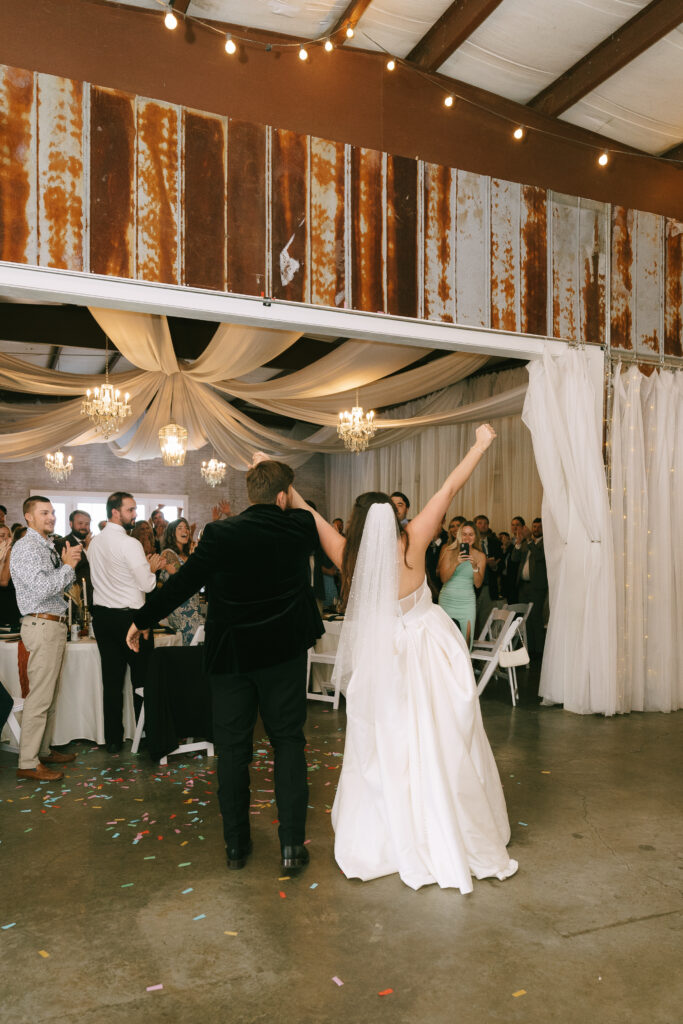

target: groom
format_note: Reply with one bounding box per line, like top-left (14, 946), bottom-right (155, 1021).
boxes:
top-left (127, 458), bottom-right (323, 871)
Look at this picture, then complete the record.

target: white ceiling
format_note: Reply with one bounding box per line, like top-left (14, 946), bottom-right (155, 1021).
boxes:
top-left (104, 0), bottom-right (683, 155)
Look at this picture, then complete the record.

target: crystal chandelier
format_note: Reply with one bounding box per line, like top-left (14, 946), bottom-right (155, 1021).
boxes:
top-left (201, 456), bottom-right (226, 487)
top-left (159, 422), bottom-right (188, 466)
top-left (337, 392), bottom-right (377, 453)
top-left (81, 336), bottom-right (131, 439)
top-left (45, 450), bottom-right (74, 482)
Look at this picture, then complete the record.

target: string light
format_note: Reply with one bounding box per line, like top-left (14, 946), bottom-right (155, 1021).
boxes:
top-left (298, 46), bottom-right (308, 61)
top-left (164, 3), bottom-right (178, 30)
top-left (513, 126), bottom-right (525, 141)
top-left (598, 152), bottom-right (609, 167)
top-left (324, 39), bottom-right (333, 52)
top-left (346, 26), bottom-right (354, 38)
top-left (225, 34), bottom-right (236, 54)
top-left (386, 58), bottom-right (396, 71)
top-left (444, 94), bottom-right (454, 108)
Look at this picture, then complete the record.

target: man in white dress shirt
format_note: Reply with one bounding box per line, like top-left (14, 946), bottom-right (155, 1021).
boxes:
top-left (88, 492), bottom-right (164, 752)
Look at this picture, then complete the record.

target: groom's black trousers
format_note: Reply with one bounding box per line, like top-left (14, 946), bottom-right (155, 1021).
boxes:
top-left (210, 652), bottom-right (308, 851)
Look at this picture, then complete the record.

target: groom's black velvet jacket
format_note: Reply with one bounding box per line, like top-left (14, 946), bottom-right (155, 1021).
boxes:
top-left (134, 504), bottom-right (323, 674)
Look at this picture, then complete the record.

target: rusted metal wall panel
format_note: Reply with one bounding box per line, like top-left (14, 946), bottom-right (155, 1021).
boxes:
top-left (350, 147), bottom-right (384, 313)
top-left (226, 119), bottom-right (266, 297)
top-left (36, 74), bottom-right (84, 271)
top-left (136, 97), bottom-right (179, 284)
top-left (183, 109), bottom-right (226, 292)
top-left (610, 206), bottom-right (635, 350)
top-left (0, 66), bottom-right (36, 264)
top-left (423, 162), bottom-right (455, 323)
top-left (579, 199), bottom-right (607, 346)
top-left (271, 128), bottom-right (308, 303)
top-left (520, 184), bottom-right (547, 336)
top-left (490, 178), bottom-right (520, 333)
top-left (89, 85), bottom-right (136, 279)
top-left (634, 210), bottom-right (663, 356)
top-left (385, 154), bottom-right (417, 319)
top-left (551, 193), bottom-right (580, 342)
top-left (455, 170), bottom-right (489, 327)
top-left (664, 219), bottom-right (683, 357)
top-left (309, 137), bottom-right (345, 309)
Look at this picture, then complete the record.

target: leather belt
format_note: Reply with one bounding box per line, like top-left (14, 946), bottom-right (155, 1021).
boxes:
top-left (24, 613), bottom-right (68, 625)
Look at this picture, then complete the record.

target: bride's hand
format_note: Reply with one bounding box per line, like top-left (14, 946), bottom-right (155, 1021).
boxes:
top-left (474, 423), bottom-right (496, 451)
top-left (250, 451), bottom-right (271, 467)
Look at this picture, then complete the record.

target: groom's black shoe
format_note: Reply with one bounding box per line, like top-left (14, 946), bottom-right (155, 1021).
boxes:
top-left (226, 839), bottom-right (253, 870)
top-left (281, 844), bottom-right (309, 871)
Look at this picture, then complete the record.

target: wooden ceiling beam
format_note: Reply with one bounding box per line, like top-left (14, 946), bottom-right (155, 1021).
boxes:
top-left (47, 345), bottom-right (62, 369)
top-left (528, 0), bottom-right (683, 118)
top-left (328, 0), bottom-right (376, 45)
top-left (407, 0), bottom-right (505, 72)
top-left (661, 141), bottom-right (683, 161)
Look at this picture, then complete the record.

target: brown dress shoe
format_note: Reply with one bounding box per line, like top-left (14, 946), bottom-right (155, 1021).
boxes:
top-left (39, 750), bottom-right (77, 765)
top-left (17, 764), bottom-right (64, 782)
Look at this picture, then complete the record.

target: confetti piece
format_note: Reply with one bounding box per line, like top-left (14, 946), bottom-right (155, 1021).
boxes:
top-left (38, 950), bottom-right (50, 958)
top-left (278, 876), bottom-right (290, 881)
top-left (309, 883), bottom-right (318, 889)
top-left (518, 822), bottom-right (528, 827)
top-left (541, 771), bottom-right (551, 774)
top-left (193, 914), bottom-right (206, 921)
top-left (279, 891), bottom-right (287, 899)
top-left (178, 862), bottom-right (191, 867)
top-left (180, 841), bottom-right (188, 846)
top-left (146, 984), bottom-right (163, 992)
top-left (224, 931), bottom-right (238, 936)
top-left (120, 883), bottom-right (133, 888)
top-left (378, 989), bottom-right (393, 996)
top-left (513, 990), bottom-right (526, 998)
top-left (332, 976), bottom-right (344, 986)
top-left (182, 888), bottom-right (193, 894)
top-left (144, 856), bottom-right (155, 861)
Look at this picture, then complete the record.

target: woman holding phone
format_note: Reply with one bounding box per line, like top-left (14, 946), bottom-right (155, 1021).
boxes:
top-left (437, 521), bottom-right (486, 648)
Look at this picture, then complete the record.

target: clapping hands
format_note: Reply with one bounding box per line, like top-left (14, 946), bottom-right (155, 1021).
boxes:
top-left (62, 541), bottom-right (83, 568)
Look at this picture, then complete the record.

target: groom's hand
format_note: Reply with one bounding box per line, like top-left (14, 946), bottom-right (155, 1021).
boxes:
top-left (126, 623), bottom-right (149, 652)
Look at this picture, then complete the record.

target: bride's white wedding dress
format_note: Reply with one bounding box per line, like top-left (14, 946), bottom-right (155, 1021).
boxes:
top-left (331, 505), bottom-right (517, 893)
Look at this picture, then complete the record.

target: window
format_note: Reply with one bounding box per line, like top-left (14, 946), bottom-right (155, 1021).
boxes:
top-left (31, 491), bottom-right (189, 536)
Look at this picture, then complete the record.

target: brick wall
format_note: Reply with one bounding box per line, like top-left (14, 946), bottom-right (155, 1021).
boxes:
top-left (0, 445), bottom-right (327, 531)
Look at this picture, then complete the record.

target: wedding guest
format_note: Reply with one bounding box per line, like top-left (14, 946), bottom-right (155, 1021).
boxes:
top-left (448, 515), bottom-right (465, 541)
top-left (88, 492), bottom-right (165, 753)
top-left (332, 518), bottom-right (345, 535)
top-left (425, 516), bottom-right (448, 601)
top-left (98, 520), bottom-right (107, 532)
top-left (11, 524), bottom-right (27, 543)
top-left (0, 524), bottom-right (21, 629)
top-left (10, 496), bottom-right (82, 781)
top-left (473, 514), bottom-right (503, 600)
top-left (0, 504), bottom-right (6, 525)
top-left (150, 507), bottom-right (168, 554)
top-left (131, 521), bottom-right (156, 557)
top-left (498, 531), bottom-right (516, 603)
top-left (511, 516), bottom-right (547, 658)
top-left (437, 520), bottom-right (486, 648)
top-left (159, 518), bottom-right (206, 645)
top-left (211, 499), bottom-right (233, 521)
top-left (64, 510), bottom-right (93, 608)
top-left (390, 492), bottom-right (411, 526)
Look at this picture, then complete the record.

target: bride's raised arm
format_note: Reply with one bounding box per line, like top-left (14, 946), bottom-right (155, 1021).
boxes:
top-left (289, 486), bottom-right (346, 570)
top-left (406, 424), bottom-right (496, 552)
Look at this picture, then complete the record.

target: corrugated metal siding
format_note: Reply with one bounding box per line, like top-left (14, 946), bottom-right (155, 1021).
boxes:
top-left (1, 62), bottom-right (681, 356)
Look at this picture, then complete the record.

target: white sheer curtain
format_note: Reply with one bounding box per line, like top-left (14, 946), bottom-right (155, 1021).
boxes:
top-left (610, 365), bottom-right (683, 712)
top-left (523, 348), bottom-right (617, 716)
top-left (326, 368), bottom-right (542, 529)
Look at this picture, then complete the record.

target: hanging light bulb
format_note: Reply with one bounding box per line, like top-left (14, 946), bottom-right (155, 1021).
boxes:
top-left (324, 39), bottom-right (333, 52)
top-left (299, 46), bottom-right (308, 61)
top-left (598, 151), bottom-right (609, 167)
top-left (513, 126), bottom-right (525, 141)
top-left (346, 26), bottom-right (354, 38)
top-left (225, 34), bottom-right (237, 55)
top-left (386, 58), bottom-right (396, 71)
top-left (164, 3), bottom-right (178, 30)
top-left (159, 423), bottom-right (188, 466)
top-left (444, 94), bottom-right (454, 108)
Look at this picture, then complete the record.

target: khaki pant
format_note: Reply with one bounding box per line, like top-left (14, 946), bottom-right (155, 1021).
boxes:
top-left (19, 617), bottom-right (67, 769)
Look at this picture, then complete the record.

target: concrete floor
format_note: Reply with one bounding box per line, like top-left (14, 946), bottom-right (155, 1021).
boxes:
top-left (2, 676), bottom-right (683, 1024)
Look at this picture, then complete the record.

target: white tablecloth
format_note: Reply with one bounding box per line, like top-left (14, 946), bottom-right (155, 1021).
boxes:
top-left (0, 632), bottom-right (180, 747)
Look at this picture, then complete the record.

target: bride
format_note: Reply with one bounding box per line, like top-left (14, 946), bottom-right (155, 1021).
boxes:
top-left (291, 424), bottom-right (518, 892)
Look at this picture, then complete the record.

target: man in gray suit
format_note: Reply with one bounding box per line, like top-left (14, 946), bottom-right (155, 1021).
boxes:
top-left (510, 517), bottom-right (547, 659)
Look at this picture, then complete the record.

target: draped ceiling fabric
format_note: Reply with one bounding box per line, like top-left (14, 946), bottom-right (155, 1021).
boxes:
top-left (0, 308), bottom-right (529, 467)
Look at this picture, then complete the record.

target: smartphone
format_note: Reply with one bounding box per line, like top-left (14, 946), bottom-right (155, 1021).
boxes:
top-left (459, 542), bottom-right (470, 556)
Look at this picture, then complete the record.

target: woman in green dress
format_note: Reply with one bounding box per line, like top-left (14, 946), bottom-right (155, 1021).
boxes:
top-left (437, 521), bottom-right (486, 649)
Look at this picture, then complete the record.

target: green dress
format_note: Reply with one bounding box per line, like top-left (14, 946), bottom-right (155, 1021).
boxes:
top-left (438, 560), bottom-right (476, 649)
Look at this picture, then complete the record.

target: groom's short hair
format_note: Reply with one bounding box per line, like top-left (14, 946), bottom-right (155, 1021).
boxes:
top-left (246, 460), bottom-right (294, 505)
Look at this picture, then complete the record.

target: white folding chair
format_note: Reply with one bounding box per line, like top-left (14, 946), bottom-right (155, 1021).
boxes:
top-left (190, 625), bottom-right (205, 646)
top-left (502, 602), bottom-right (533, 651)
top-left (2, 697), bottom-right (23, 754)
top-left (471, 613), bottom-right (524, 705)
top-left (472, 607), bottom-right (515, 653)
top-left (306, 647), bottom-right (341, 710)
top-left (131, 687), bottom-right (146, 754)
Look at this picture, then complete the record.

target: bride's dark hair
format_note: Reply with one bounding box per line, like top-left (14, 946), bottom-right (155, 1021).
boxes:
top-left (340, 492), bottom-right (411, 610)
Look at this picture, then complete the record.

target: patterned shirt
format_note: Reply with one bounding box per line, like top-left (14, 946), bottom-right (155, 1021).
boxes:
top-left (10, 528), bottom-right (75, 616)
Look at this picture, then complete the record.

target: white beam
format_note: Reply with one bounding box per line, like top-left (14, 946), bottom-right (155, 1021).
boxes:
top-left (0, 262), bottom-right (569, 360)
